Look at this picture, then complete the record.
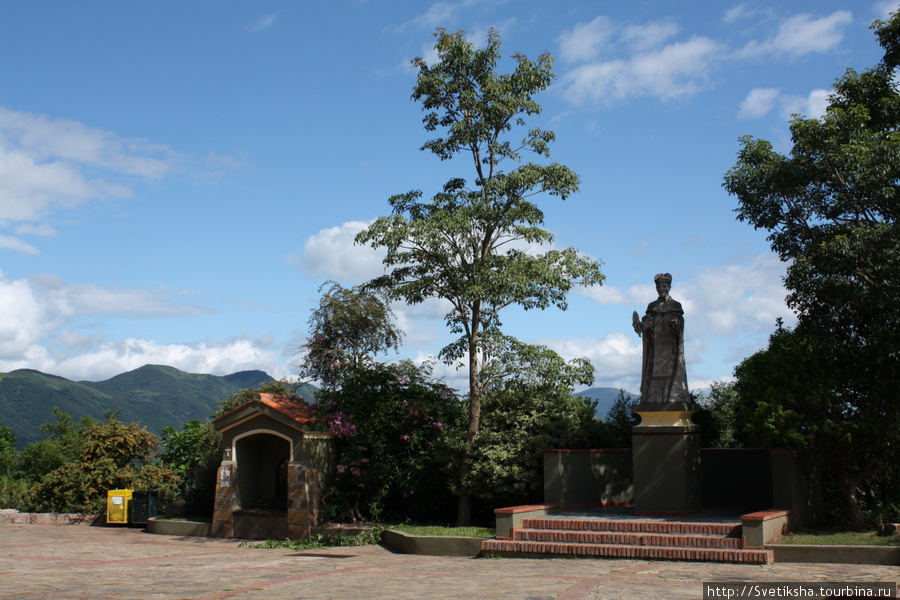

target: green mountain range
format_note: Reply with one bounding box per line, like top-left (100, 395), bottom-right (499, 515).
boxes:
top-left (0, 365), bottom-right (315, 449)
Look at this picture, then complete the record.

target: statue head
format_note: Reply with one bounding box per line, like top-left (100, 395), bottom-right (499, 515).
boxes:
top-left (654, 273), bottom-right (672, 297)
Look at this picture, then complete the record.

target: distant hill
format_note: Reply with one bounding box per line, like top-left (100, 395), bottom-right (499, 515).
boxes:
top-left (574, 387), bottom-right (638, 418)
top-left (0, 365), bottom-right (316, 449)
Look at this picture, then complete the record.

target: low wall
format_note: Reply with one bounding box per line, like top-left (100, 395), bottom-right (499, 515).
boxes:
top-left (544, 449), bottom-right (633, 507)
top-left (544, 448), bottom-right (821, 524)
top-left (770, 544), bottom-right (900, 565)
top-left (0, 509), bottom-right (99, 525)
top-left (381, 530), bottom-right (484, 557)
top-left (147, 518), bottom-right (212, 537)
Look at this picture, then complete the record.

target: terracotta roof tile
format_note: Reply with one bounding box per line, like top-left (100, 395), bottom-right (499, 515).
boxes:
top-left (257, 393), bottom-right (319, 424)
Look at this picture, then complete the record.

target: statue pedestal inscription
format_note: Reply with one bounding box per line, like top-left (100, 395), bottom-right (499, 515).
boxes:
top-left (631, 274), bottom-right (702, 515)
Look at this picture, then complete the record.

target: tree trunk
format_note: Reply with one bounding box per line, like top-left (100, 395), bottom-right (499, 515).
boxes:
top-left (456, 461), bottom-right (472, 527)
top-left (844, 478), bottom-right (866, 531)
top-left (455, 322), bottom-right (482, 527)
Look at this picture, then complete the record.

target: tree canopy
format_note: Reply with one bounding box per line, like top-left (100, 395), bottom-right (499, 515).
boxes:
top-left (356, 28), bottom-right (604, 525)
top-left (723, 13), bottom-right (900, 528)
top-left (299, 281), bottom-right (402, 389)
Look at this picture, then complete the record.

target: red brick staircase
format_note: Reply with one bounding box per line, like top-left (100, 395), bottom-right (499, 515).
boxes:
top-left (482, 514), bottom-right (773, 564)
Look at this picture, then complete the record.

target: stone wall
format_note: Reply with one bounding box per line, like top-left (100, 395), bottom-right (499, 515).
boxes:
top-left (0, 509), bottom-right (98, 525)
top-left (287, 462), bottom-right (320, 540)
top-left (211, 460), bottom-right (235, 538)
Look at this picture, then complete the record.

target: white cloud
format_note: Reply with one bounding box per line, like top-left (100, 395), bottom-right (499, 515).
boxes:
top-left (0, 235), bottom-right (39, 255)
top-left (723, 4), bottom-right (751, 24)
top-left (14, 223), bottom-right (57, 236)
top-left (0, 107), bottom-right (181, 252)
top-left (781, 89), bottom-right (831, 120)
top-left (622, 20), bottom-right (680, 52)
top-left (558, 16), bottom-right (614, 62)
top-left (584, 254), bottom-right (793, 337)
top-left (738, 88), bottom-right (781, 119)
top-left (574, 254), bottom-right (795, 391)
top-left (562, 29), bottom-right (725, 104)
top-left (0, 107), bottom-right (174, 179)
top-left (0, 270), bottom-right (213, 361)
top-left (738, 87), bottom-right (831, 120)
top-left (0, 266), bottom-right (289, 380)
top-left (543, 332), bottom-right (643, 391)
top-left (738, 11), bottom-right (853, 59)
top-left (248, 13), bottom-right (277, 33)
top-left (47, 337), bottom-right (289, 382)
top-left (27, 274), bottom-right (212, 319)
top-left (0, 271), bottom-right (51, 359)
top-left (288, 221), bottom-right (387, 284)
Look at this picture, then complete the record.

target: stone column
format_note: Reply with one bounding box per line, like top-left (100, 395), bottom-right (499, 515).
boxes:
top-left (211, 459), bottom-right (235, 538)
top-left (632, 403), bottom-right (702, 515)
top-left (287, 463), bottom-right (321, 540)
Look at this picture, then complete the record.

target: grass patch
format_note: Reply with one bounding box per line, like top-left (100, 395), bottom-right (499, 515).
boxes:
top-left (777, 529), bottom-right (900, 546)
top-left (154, 516), bottom-right (212, 523)
top-left (390, 524), bottom-right (495, 538)
top-left (240, 526), bottom-right (386, 551)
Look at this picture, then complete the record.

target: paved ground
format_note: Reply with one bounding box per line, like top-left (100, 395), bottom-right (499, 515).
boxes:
top-left (1, 523), bottom-right (898, 600)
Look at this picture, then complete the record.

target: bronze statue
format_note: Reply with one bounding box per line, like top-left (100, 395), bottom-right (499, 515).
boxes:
top-left (632, 273), bottom-right (690, 404)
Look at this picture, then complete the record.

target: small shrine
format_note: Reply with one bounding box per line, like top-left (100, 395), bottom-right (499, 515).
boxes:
top-left (211, 393), bottom-right (334, 540)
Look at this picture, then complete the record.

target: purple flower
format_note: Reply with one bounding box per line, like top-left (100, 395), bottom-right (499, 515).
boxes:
top-left (336, 464), bottom-right (346, 473)
top-left (400, 434), bottom-right (409, 441)
top-left (434, 422), bottom-right (444, 429)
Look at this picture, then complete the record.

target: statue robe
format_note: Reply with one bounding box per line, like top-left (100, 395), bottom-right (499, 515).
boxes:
top-left (639, 296), bottom-right (690, 404)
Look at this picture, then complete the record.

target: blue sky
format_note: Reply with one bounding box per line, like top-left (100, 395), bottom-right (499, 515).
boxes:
top-left (0, 1), bottom-right (896, 393)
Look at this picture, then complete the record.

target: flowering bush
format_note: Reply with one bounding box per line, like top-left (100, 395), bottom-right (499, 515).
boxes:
top-left (315, 360), bottom-right (462, 522)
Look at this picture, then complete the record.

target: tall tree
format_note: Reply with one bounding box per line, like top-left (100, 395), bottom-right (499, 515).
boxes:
top-left (299, 281), bottom-right (402, 389)
top-left (723, 14), bottom-right (900, 528)
top-left (356, 29), bottom-right (604, 525)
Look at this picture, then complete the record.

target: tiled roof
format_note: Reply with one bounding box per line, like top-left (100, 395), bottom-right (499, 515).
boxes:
top-left (213, 392), bottom-right (320, 427)
top-left (257, 393), bottom-right (319, 424)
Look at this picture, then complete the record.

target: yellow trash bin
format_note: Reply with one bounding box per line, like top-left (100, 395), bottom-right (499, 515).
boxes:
top-left (107, 489), bottom-right (133, 524)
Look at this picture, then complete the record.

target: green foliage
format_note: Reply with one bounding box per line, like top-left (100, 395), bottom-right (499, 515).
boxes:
top-left (22, 412), bottom-right (178, 514)
top-left (0, 422), bottom-right (15, 476)
top-left (0, 422), bottom-right (24, 510)
top-left (315, 361), bottom-right (463, 523)
top-left (722, 13), bottom-right (900, 529)
top-left (300, 281), bottom-right (402, 389)
top-left (15, 407), bottom-right (91, 483)
top-left (355, 28), bottom-right (604, 524)
top-left (734, 325), bottom-right (897, 528)
top-left (603, 390), bottom-right (638, 448)
top-left (462, 341), bottom-right (605, 506)
top-left (160, 419), bottom-right (222, 512)
top-left (694, 381), bottom-right (741, 448)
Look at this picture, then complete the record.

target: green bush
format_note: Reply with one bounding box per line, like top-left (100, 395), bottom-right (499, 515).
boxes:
top-left (19, 411), bottom-right (178, 514)
top-left (315, 361), bottom-right (463, 522)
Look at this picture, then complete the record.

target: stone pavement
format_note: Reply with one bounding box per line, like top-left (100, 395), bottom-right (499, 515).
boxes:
top-left (1, 523), bottom-right (897, 600)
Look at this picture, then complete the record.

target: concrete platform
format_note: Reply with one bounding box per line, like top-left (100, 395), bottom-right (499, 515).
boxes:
top-left (2, 522), bottom-right (898, 599)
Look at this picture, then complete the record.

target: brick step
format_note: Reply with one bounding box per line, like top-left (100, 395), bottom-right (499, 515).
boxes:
top-left (514, 528), bottom-right (743, 549)
top-left (522, 517), bottom-right (741, 537)
top-left (482, 539), bottom-right (772, 564)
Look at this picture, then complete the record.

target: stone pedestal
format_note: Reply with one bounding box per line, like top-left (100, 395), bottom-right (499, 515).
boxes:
top-left (632, 403), bottom-right (701, 516)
